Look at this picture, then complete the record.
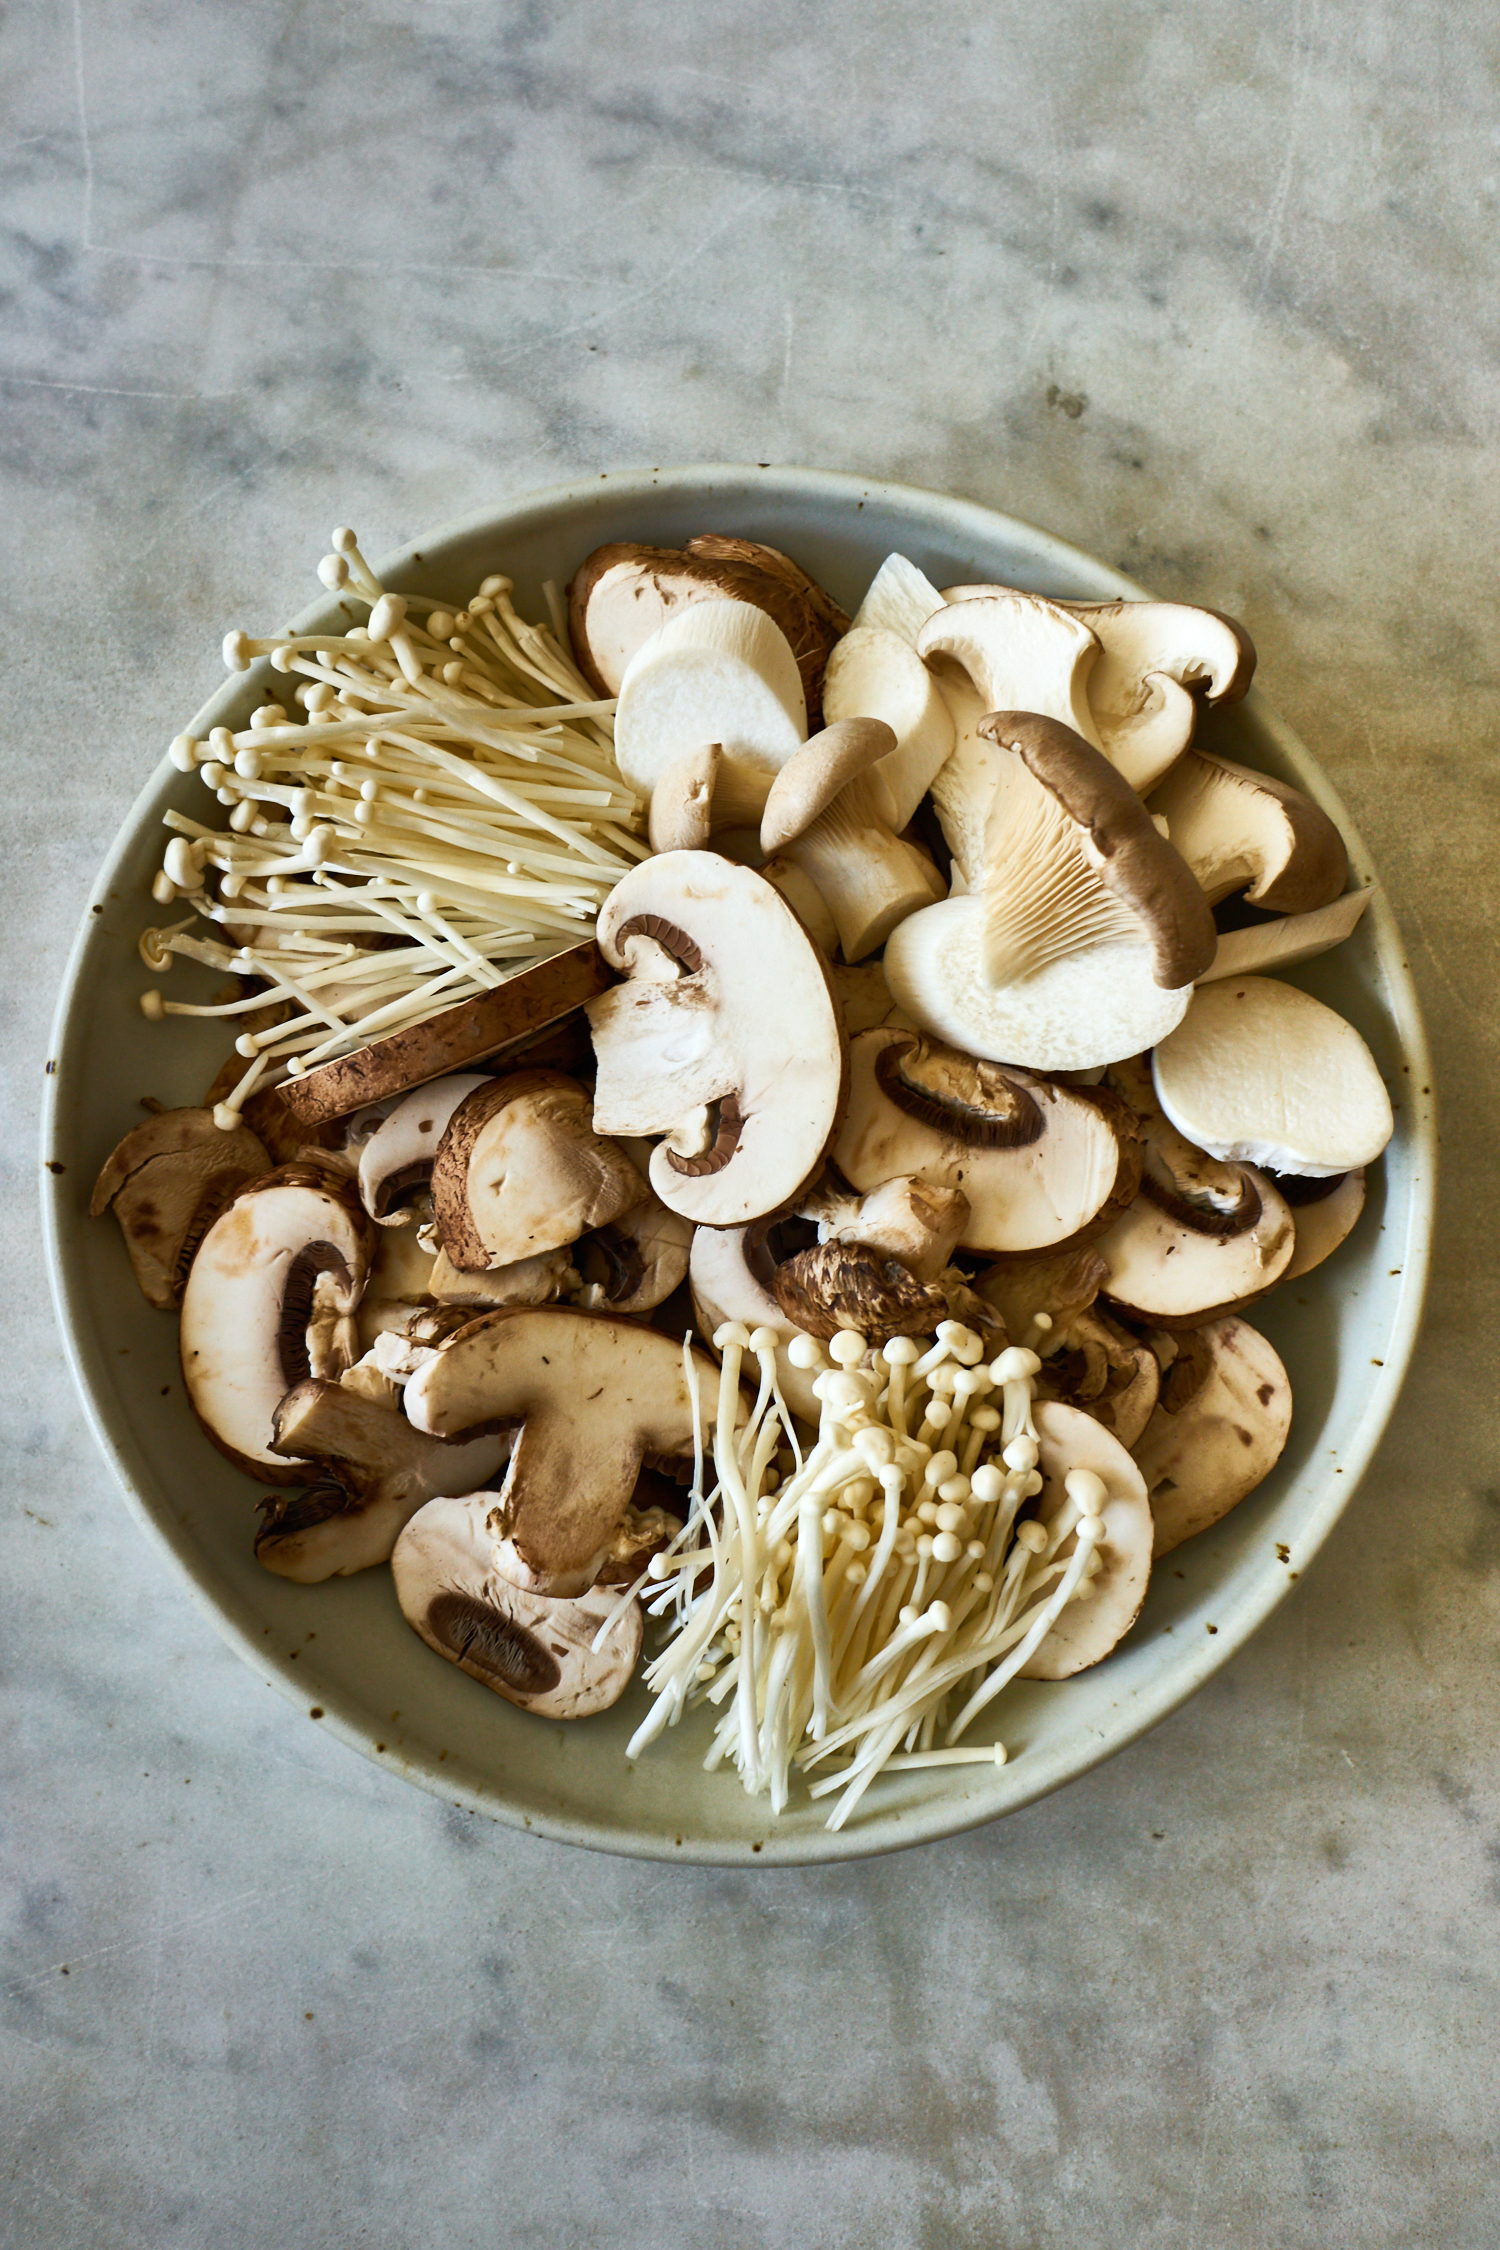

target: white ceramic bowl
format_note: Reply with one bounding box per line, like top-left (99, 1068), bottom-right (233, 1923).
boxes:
top-left (43, 466), bottom-right (1435, 1864)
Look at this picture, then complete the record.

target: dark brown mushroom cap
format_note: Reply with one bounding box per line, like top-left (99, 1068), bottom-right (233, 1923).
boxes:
top-left (90, 1107), bottom-right (271, 1309)
top-left (977, 711), bottom-right (1217, 988)
top-left (771, 1239), bottom-right (948, 1344)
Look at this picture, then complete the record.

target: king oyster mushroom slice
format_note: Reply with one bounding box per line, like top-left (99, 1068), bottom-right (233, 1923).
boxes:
top-left (90, 1107), bottom-right (272, 1310)
top-left (820, 624), bottom-right (956, 831)
top-left (1152, 976), bottom-right (1394, 1177)
top-left (179, 1156), bottom-right (373, 1480)
top-left (1148, 747), bottom-right (1347, 914)
top-left (1090, 1055), bottom-right (1295, 1327)
top-left (1278, 1167), bottom-right (1367, 1281)
top-left (881, 713), bottom-right (1215, 1071)
top-left (1200, 888), bottom-right (1373, 985)
top-left (611, 598), bottom-right (808, 806)
top-left (257, 1379), bottom-right (509, 1581)
top-left (688, 1221), bottom-right (823, 1426)
top-left (760, 716), bottom-right (944, 961)
top-left (356, 1073), bottom-right (490, 1226)
top-left (833, 1028), bottom-right (1141, 1256)
top-left (1134, 1316), bottom-right (1293, 1556)
top-left (404, 1305), bottom-right (725, 1597)
top-left (431, 1069), bottom-right (646, 1272)
top-left (585, 852), bottom-right (847, 1227)
top-left (392, 1493), bottom-right (643, 1720)
top-left (832, 959), bottom-right (913, 1041)
top-left (1018, 1401), bottom-right (1155, 1680)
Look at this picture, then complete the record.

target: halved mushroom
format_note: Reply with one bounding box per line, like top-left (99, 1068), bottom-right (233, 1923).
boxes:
top-left (688, 1221), bottom-right (823, 1426)
top-left (392, 1493), bottom-right (643, 1719)
top-left (760, 716), bottom-right (944, 960)
top-left (1200, 888), bottom-right (1372, 984)
top-left (489, 1499), bottom-right (679, 1596)
top-left (1090, 1056), bottom-right (1294, 1326)
top-left (403, 1305), bottom-right (723, 1595)
top-left (820, 624), bottom-right (956, 829)
top-left (431, 1069), bottom-right (646, 1271)
top-left (586, 853), bottom-right (847, 1226)
top-left (179, 1157), bottom-right (373, 1479)
top-left (611, 599), bottom-right (808, 801)
top-left (1134, 1316), bottom-right (1292, 1555)
top-left (1018, 1401), bottom-right (1154, 1678)
top-left (574, 1196), bottom-right (694, 1315)
top-left (1279, 1168), bottom-right (1367, 1281)
top-left (567, 536), bottom-right (847, 724)
top-left (356, 1073), bottom-right (490, 1225)
top-left (1152, 976), bottom-right (1394, 1175)
top-left (256, 1379), bottom-right (509, 1580)
top-left (91, 1107), bottom-right (271, 1309)
top-left (833, 1028), bottom-right (1140, 1255)
top-left (1148, 747), bottom-right (1347, 913)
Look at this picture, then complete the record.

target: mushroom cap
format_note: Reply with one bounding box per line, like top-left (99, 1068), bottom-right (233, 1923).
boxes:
top-left (771, 1239), bottom-right (949, 1344)
top-left (392, 1492), bottom-right (643, 1719)
top-left (833, 1028), bottom-right (1140, 1253)
top-left (1134, 1315), bottom-right (1292, 1556)
top-left (820, 624), bottom-right (956, 829)
top-left (587, 853), bottom-right (848, 1227)
top-left (1279, 1167), bottom-right (1366, 1281)
top-left (687, 1221), bottom-right (824, 1427)
top-left (759, 718), bottom-right (899, 853)
top-left (611, 598), bottom-right (808, 797)
top-left (917, 594), bottom-right (1104, 747)
top-left (431, 1069), bottom-right (646, 1271)
top-left (1018, 1401), bottom-right (1154, 1679)
top-left (1148, 747), bottom-right (1348, 913)
top-left (1152, 976), bottom-right (1394, 1176)
top-left (356, 1073), bottom-right (490, 1225)
top-left (90, 1107), bottom-right (272, 1310)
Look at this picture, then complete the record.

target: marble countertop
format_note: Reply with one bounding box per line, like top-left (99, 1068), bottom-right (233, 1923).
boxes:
top-left (7, 2), bottom-right (1498, 2243)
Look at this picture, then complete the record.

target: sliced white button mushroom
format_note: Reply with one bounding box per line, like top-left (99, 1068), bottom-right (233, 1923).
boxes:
top-left (833, 1027), bottom-right (1141, 1254)
top-left (257, 1379), bottom-right (508, 1580)
top-left (431, 1069), bottom-right (646, 1271)
top-left (356, 1073), bottom-right (490, 1226)
top-left (687, 1221), bottom-right (823, 1426)
top-left (1148, 747), bottom-right (1348, 913)
top-left (1018, 1401), bottom-right (1154, 1679)
top-left (820, 624), bottom-right (957, 829)
top-left (392, 1493), bottom-right (643, 1719)
top-left (90, 1107), bottom-right (272, 1309)
top-left (760, 717), bottom-right (944, 961)
top-left (851, 552), bottom-right (946, 641)
top-left (611, 598), bottom-right (808, 801)
top-left (404, 1305), bottom-right (723, 1595)
top-left (1133, 1316), bottom-right (1292, 1555)
top-left (1279, 1168), bottom-right (1367, 1281)
top-left (1152, 976), bottom-right (1394, 1175)
top-left (586, 853), bottom-right (847, 1226)
top-left (1199, 888), bottom-right (1372, 985)
top-left (180, 1159), bottom-right (373, 1479)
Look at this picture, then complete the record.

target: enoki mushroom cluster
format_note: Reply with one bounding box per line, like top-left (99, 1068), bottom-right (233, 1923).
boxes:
top-left (627, 1318), bottom-right (1111, 1831)
top-left (139, 530), bottom-right (646, 1125)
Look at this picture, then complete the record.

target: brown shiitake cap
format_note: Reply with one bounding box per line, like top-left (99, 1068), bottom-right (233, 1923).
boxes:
top-left (977, 710), bottom-right (1217, 988)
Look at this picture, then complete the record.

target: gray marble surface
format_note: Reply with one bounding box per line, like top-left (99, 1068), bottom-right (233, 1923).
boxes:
top-left (6, 2), bottom-right (1498, 2243)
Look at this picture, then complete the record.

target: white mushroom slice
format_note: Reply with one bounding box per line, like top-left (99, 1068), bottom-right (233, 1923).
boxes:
top-left (90, 1107), bottom-right (272, 1310)
top-left (821, 625), bottom-right (957, 829)
top-left (797, 1171), bottom-right (970, 1283)
top-left (431, 1069), bottom-right (646, 1271)
top-left (1148, 748), bottom-right (1347, 912)
top-left (833, 1028), bottom-right (1140, 1255)
top-left (1280, 1168), bottom-right (1367, 1281)
top-left (689, 1223), bottom-right (822, 1426)
top-left (1018, 1402), bottom-right (1154, 1679)
top-left (574, 1197), bottom-right (694, 1315)
top-left (1134, 1317), bottom-right (1292, 1556)
top-left (760, 717), bottom-right (944, 961)
top-left (356, 1073), bottom-right (490, 1225)
top-left (392, 1493), bottom-right (643, 1719)
top-left (851, 552), bottom-right (946, 642)
top-left (404, 1306), bottom-right (722, 1596)
top-left (917, 594), bottom-right (1105, 749)
top-left (1152, 976), bottom-right (1394, 1176)
top-left (180, 1159), bottom-right (373, 1480)
top-left (1200, 888), bottom-right (1373, 985)
top-left (256, 1380), bottom-right (508, 1581)
top-left (611, 598), bottom-right (808, 799)
top-left (586, 853), bottom-right (847, 1226)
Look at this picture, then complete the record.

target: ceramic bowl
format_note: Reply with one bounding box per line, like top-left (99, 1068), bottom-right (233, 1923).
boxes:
top-left (42, 465), bottom-right (1435, 1864)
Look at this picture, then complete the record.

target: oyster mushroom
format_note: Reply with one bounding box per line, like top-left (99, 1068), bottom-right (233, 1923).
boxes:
top-left (820, 623), bottom-right (956, 829)
top-left (356, 1073), bottom-right (490, 1225)
top-left (833, 1028), bottom-right (1141, 1255)
top-left (90, 1107), bottom-right (271, 1309)
top-left (431, 1070), bottom-right (646, 1271)
top-left (257, 1379), bottom-right (508, 1581)
top-left (1148, 747), bottom-right (1347, 913)
top-left (585, 853), bottom-right (847, 1226)
top-left (644, 740), bottom-right (774, 855)
top-left (1018, 1400), bottom-right (1155, 1679)
top-left (392, 1493), bottom-right (643, 1718)
top-left (851, 552), bottom-right (946, 642)
top-left (1134, 1316), bottom-right (1293, 1555)
top-left (179, 1156), bottom-right (373, 1479)
top-left (917, 594), bottom-right (1104, 749)
top-left (760, 717), bottom-right (945, 961)
top-left (403, 1305), bottom-right (723, 1596)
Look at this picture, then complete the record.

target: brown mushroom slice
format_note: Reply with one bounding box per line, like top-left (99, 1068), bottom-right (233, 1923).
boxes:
top-left (1033, 1305), bottom-right (1160, 1449)
top-left (1148, 747), bottom-right (1347, 913)
top-left (392, 1493), bottom-right (643, 1719)
top-left (1134, 1316), bottom-right (1292, 1556)
top-left (1279, 1168), bottom-right (1367, 1281)
top-left (833, 1028), bottom-right (1140, 1256)
top-left (575, 1196), bottom-right (694, 1315)
top-left (179, 1159), bottom-right (373, 1480)
top-left (586, 853), bottom-right (847, 1227)
top-left (1199, 888), bottom-right (1372, 985)
top-left (688, 1222), bottom-right (823, 1426)
top-left (90, 1107), bottom-right (272, 1309)
top-left (431, 1069), bottom-right (646, 1272)
top-left (257, 1379), bottom-right (508, 1580)
top-left (404, 1306), bottom-right (722, 1596)
top-left (356, 1073), bottom-right (490, 1225)
top-left (1018, 1401), bottom-right (1154, 1679)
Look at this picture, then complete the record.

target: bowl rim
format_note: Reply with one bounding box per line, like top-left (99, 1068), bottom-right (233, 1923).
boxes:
top-left (42, 462), bottom-right (1437, 1863)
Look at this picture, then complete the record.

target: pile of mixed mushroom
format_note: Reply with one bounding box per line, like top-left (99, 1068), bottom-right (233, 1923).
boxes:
top-left (93, 525), bottom-right (1394, 1824)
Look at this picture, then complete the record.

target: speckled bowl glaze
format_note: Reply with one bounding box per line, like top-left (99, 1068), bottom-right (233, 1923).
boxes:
top-left (42, 466), bottom-right (1435, 1864)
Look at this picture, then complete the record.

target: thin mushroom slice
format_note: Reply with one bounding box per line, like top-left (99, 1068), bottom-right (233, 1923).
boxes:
top-left (356, 1073), bottom-right (490, 1226)
top-left (1152, 976), bottom-right (1394, 1176)
top-left (1134, 1316), bottom-right (1292, 1556)
top-left (820, 624), bottom-right (956, 830)
top-left (90, 1107), bottom-right (272, 1309)
top-left (431, 1070), bottom-right (646, 1271)
top-left (392, 1494), bottom-right (643, 1720)
top-left (574, 1194), bottom-right (694, 1315)
top-left (833, 1028), bottom-right (1140, 1255)
top-left (1018, 1401), bottom-right (1154, 1679)
top-left (1279, 1168), bottom-right (1366, 1281)
top-left (1148, 747), bottom-right (1347, 913)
